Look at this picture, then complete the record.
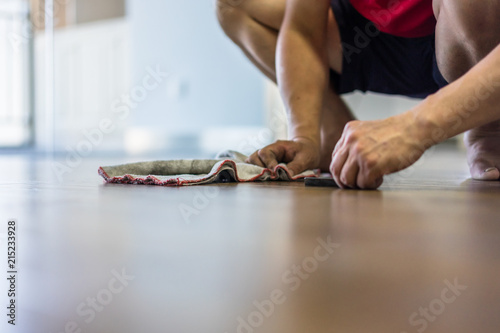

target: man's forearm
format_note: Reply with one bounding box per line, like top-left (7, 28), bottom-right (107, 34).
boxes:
top-left (414, 44), bottom-right (500, 143)
top-left (276, 0), bottom-right (330, 145)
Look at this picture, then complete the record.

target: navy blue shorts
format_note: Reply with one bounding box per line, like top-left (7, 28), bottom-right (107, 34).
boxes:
top-left (330, 0), bottom-right (448, 98)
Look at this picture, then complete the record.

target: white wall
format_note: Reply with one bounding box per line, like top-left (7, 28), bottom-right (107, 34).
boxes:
top-left (34, 19), bottom-right (131, 152)
top-left (344, 92), bottom-right (420, 120)
top-left (126, 0), bottom-right (267, 154)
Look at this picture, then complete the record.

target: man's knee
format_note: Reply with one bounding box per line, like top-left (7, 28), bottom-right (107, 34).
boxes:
top-left (436, 0), bottom-right (500, 61)
top-left (216, 0), bottom-right (245, 39)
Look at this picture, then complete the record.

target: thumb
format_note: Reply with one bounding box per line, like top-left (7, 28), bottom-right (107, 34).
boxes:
top-left (285, 160), bottom-right (307, 178)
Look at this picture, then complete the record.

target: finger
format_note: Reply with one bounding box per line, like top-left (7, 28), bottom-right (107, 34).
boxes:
top-left (332, 131), bottom-right (346, 156)
top-left (258, 148), bottom-right (280, 171)
top-left (339, 155), bottom-right (360, 189)
top-left (358, 174), bottom-right (384, 190)
top-left (245, 151), bottom-right (266, 168)
top-left (330, 147), bottom-right (349, 189)
top-left (285, 160), bottom-right (306, 177)
top-left (333, 121), bottom-right (359, 154)
top-left (357, 164), bottom-right (384, 189)
top-left (357, 150), bottom-right (391, 189)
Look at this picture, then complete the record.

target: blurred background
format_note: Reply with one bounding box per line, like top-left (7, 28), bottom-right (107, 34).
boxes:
top-left (0, 0), bottom-right (423, 158)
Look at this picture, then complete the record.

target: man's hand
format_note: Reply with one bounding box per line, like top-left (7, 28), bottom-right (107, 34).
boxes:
top-left (330, 114), bottom-right (432, 189)
top-left (246, 137), bottom-right (321, 176)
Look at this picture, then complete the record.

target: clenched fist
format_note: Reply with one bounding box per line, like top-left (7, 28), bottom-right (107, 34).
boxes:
top-left (330, 114), bottom-right (431, 189)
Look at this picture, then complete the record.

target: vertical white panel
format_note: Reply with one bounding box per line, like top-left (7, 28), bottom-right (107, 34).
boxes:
top-left (0, 0), bottom-right (31, 147)
top-left (34, 18), bottom-right (130, 152)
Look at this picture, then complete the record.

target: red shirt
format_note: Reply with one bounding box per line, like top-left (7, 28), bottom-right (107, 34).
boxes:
top-left (349, 0), bottom-right (436, 38)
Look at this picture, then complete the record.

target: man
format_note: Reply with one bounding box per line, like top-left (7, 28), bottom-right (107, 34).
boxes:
top-left (216, 0), bottom-right (500, 189)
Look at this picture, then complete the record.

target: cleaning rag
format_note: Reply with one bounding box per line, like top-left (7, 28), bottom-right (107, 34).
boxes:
top-left (98, 151), bottom-right (319, 186)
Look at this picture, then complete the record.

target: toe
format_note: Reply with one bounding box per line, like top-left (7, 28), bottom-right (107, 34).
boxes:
top-left (470, 162), bottom-right (500, 181)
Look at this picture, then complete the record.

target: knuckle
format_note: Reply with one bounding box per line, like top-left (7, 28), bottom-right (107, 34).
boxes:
top-left (352, 142), bottom-right (365, 155)
top-left (344, 120), bottom-right (360, 131)
top-left (344, 134), bottom-right (354, 144)
top-left (362, 155), bottom-right (378, 169)
top-left (345, 132), bottom-right (359, 144)
top-left (344, 121), bottom-right (354, 131)
top-left (258, 149), bottom-right (269, 158)
top-left (248, 153), bottom-right (258, 162)
top-left (365, 159), bottom-right (378, 170)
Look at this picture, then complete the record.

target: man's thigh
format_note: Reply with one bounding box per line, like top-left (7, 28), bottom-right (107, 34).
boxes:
top-left (433, 0), bottom-right (500, 81)
top-left (218, 0), bottom-right (286, 30)
top-left (219, 0), bottom-right (342, 74)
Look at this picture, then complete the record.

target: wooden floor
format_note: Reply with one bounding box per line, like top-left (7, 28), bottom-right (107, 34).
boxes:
top-left (1, 145), bottom-right (500, 333)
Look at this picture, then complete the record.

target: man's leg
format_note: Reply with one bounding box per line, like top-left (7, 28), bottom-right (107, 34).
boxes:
top-left (434, 0), bottom-right (500, 180)
top-left (216, 0), bottom-right (354, 170)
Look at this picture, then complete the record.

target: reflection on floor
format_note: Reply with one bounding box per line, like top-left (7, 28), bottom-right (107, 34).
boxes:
top-left (1, 144), bottom-right (500, 333)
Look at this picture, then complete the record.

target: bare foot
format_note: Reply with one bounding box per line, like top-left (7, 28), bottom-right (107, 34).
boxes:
top-left (464, 120), bottom-right (500, 180)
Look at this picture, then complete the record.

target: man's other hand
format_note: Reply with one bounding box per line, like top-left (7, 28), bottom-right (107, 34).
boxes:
top-left (330, 115), bottom-right (431, 190)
